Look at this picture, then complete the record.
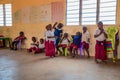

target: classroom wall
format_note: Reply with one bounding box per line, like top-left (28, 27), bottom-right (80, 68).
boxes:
top-left (0, 0), bottom-right (120, 57)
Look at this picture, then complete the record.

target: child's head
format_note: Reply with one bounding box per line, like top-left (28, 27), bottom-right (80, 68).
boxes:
top-left (57, 23), bottom-right (63, 29)
top-left (63, 33), bottom-right (68, 38)
top-left (82, 26), bottom-right (87, 32)
top-left (46, 24), bottom-right (52, 30)
top-left (40, 38), bottom-right (44, 44)
top-left (19, 31), bottom-right (24, 36)
top-left (97, 21), bottom-right (103, 30)
top-left (32, 37), bottom-right (37, 43)
top-left (76, 31), bottom-right (81, 36)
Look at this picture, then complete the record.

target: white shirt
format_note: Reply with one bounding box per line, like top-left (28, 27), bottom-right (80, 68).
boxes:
top-left (31, 42), bottom-right (37, 48)
top-left (94, 29), bottom-right (107, 41)
top-left (39, 43), bottom-right (45, 49)
top-left (61, 38), bottom-right (69, 44)
top-left (82, 31), bottom-right (90, 43)
top-left (45, 30), bottom-right (55, 41)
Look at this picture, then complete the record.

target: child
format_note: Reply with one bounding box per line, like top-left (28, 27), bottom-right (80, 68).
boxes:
top-left (94, 21), bottom-right (107, 63)
top-left (69, 32), bottom-right (82, 57)
top-left (82, 26), bottom-right (90, 58)
top-left (45, 24), bottom-right (56, 57)
top-left (27, 37), bottom-right (38, 53)
top-left (114, 30), bottom-right (119, 61)
top-left (11, 31), bottom-right (26, 50)
top-left (30, 38), bottom-right (45, 54)
top-left (58, 33), bottom-right (70, 55)
top-left (53, 22), bottom-right (63, 54)
top-left (37, 38), bottom-right (45, 53)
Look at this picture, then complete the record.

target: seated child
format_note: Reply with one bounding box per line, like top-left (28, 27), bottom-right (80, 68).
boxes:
top-left (58, 33), bottom-right (70, 54)
top-left (32, 38), bottom-right (45, 54)
top-left (27, 37), bottom-right (38, 53)
top-left (69, 32), bottom-right (82, 57)
top-left (11, 31), bottom-right (26, 50)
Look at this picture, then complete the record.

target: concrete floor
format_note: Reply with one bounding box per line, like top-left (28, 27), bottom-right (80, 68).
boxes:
top-left (0, 49), bottom-right (120, 80)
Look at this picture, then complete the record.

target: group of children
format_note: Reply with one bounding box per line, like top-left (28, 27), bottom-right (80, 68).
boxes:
top-left (10, 21), bottom-right (119, 63)
top-left (45, 22), bottom-right (90, 58)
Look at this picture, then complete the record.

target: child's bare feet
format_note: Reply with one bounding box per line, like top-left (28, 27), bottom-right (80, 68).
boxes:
top-left (95, 59), bottom-right (99, 63)
top-left (102, 60), bottom-right (107, 64)
top-left (32, 50), bottom-right (35, 55)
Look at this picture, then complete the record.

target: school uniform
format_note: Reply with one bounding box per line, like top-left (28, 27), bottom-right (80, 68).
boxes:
top-left (69, 35), bottom-right (82, 50)
top-left (34, 43), bottom-right (45, 53)
top-left (94, 29), bottom-right (107, 60)
top-left (59, 38), bottom-right (70, 48)
top-left (82, 31), bottom-right (90, 49)
top-left (45, 30), bottom-right (55, 57)
top-left (54, 27), bottom-right (63, 46)
top-left (28, 42), bottom-right (38, 52)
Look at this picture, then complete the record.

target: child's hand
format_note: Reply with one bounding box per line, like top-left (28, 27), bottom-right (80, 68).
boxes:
top-left (55, 22), bottom-right (58, 24)
top-left (88, 39), bottom-right (90, 43)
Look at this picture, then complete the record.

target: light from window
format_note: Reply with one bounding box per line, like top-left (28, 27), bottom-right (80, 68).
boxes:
top-left (0, 4), bottom-right (4, 26)
top-left (82, 0), bottom-right (97, 25)
top-left (5, 4), bottom-right (12, 26)
top-left (66, 0), bottom-right (80, 25)
top-left (99, 0), bottom-right (117, 24)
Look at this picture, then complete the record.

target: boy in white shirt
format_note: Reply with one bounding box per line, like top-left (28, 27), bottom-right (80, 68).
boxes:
top-left (82, 26), bottom-right (90, 58)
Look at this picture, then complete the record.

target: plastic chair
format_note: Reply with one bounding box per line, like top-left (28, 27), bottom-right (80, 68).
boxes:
top-left (106, 26), bottom-right (119, 62)
top-left (17, 39), bottom-right (26, 50)
top-left (58, 39), bottom-right (72, 56)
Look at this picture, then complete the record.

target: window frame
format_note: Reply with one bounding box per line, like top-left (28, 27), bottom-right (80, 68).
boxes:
top-left (0, 3), bottom-right (12, 27)
top-left (66, 0), bottom-right (117, 26)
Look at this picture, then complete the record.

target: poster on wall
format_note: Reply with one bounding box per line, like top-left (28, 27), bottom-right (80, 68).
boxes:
top-left (13, 10), bottom-right (21, 23)
top-left (38, 4), bottom-right (51, 22)
top-left (30, 6), bottom-right (40, 23)
top-left (51, 1), bottom-right (64, 22)
top-left (21, 7), bottom-right (30, 24)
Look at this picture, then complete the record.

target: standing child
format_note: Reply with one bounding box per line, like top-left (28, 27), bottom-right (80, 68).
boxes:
top-left (94, 21), bottom-right (107, 63)
top-left (53, 22), bottom-right (63, 54)
top-left (69, 32), bottom-right (82, 57)
top-left (11, 31), bottom-right (26, 50)
top-left (82, 26), bottom-right (90, 58)
top-left (45, 24), bottom-right (56, 57)
top-left (58, 33), bottom-right (70, 55)
top-left (27, 37), bottom-right (38, 54)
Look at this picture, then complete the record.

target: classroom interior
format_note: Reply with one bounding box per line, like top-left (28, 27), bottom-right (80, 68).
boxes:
top-left (0, 0), bottom-right (120, 80)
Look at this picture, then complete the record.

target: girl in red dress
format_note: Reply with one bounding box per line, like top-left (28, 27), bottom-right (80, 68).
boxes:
top-left (94, 21), bottom-right (107, 63)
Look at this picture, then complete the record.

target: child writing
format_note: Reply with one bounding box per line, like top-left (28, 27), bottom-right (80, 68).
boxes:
top-left (69, 32), bottom-right (82, 57)
top-left (58, 33), bottom-right (70, 55)
top-left (94, 21), bottom-right (107, 63)
top-left (82, 26), bottom-right (90, 58)
top-left (53, 22), bottom-right (63, 54)
top-left (11, 31), bottom-right (26, 50)
top-left (45, 24), bottom-right (56, 57)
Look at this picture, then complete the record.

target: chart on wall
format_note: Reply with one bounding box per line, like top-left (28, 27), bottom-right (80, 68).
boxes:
top-left (51, 1), bottom-right (64, 22)
top-left (21, 7), bottom-right (30, 23)
top-left (13, 1), bottom-right (64, 24)
top-left (38, 4), bottom-right (52, 22)
top-left (30, 6), bottom-right (40, 23)
top-left (13, 10), bottom-right (21, 23)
